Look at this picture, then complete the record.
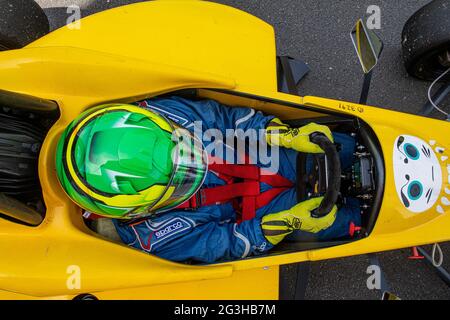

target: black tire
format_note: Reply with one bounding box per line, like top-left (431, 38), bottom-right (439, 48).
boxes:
top-left (0, 0), bottom-right (49, 50)
top-left (402, 0), bottom-right (450, 81)
top-left (73, 294), bottom-right (99, 300)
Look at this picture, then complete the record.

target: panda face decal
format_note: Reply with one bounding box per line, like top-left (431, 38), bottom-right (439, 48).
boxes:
top-left (393, 135), bottom-right (442, 213)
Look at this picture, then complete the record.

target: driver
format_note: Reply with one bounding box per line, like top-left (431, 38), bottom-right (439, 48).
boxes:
top-left (55, 96), bottom-right (361, 263)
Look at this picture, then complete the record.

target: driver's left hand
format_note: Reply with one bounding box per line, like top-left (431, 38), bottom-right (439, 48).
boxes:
top-left (266, 119), bottom-right (334, 153)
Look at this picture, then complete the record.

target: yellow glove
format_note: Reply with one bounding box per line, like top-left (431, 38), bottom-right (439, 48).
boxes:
top-left (261, 197), bottom-right (337, 245)
top-left (266, 118), bottom-right (334, 153)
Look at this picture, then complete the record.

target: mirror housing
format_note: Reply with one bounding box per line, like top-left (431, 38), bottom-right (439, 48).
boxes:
top-left (351, 19), bottom-right (384, 73)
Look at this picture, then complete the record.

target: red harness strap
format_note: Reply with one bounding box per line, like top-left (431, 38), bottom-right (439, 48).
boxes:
top-left (177, 157), bottom-right (294, 222)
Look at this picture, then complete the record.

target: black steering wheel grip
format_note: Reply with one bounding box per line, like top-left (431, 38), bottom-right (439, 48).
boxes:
top-left (309, 133), bottom-right (341, 218)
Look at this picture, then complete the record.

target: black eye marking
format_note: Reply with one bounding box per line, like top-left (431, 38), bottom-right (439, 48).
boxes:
top-left (421, 145), bottom-right (431, 158)
top-left (400, 175), bottom-right (411, 207)
top-left (396, 137), bottom-right (408, 164)
top-left (401, 190), bottom-right (410, 207)
top-left (426, 188), bottom-right (433, 204)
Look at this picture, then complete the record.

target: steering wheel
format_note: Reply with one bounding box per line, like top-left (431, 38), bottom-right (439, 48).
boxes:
top-left (299, 133), bottom-right (341, 218)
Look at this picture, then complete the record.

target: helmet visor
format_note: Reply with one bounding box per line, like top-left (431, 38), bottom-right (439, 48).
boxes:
top-left (133, 121), bottom-right (207, 216)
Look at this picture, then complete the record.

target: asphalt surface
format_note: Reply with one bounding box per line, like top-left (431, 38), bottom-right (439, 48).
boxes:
top-left (35, 0), bottom-right (450, 299)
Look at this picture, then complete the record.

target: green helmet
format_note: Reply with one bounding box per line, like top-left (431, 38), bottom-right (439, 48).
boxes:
top-left (56, 104), bottom-right (207, 219)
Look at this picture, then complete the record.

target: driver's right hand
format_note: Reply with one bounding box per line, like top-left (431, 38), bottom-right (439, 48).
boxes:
top-left (261, 197), bottom-right (337, 245)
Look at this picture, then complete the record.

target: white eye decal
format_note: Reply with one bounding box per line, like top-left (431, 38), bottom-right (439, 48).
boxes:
top-left (393, 135), bottom-right (442, 213)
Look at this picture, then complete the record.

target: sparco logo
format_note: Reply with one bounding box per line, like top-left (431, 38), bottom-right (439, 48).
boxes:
top-left (155, 221), bottom-right (184, 239)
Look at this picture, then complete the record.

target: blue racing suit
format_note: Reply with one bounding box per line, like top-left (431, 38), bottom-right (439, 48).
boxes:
top-left (114, 96), bottom-right (361, 263)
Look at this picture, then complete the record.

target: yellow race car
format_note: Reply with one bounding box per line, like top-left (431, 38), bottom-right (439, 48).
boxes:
top-left (0, 0), bottom-right (448, 299)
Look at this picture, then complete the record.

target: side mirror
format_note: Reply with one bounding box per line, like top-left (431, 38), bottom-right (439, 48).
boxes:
top-left (351, 19), bottom-right (384, 74)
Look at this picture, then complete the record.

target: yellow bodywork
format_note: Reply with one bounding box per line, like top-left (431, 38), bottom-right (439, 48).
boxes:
top-left (0, 0), bottom-right (448, 299)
